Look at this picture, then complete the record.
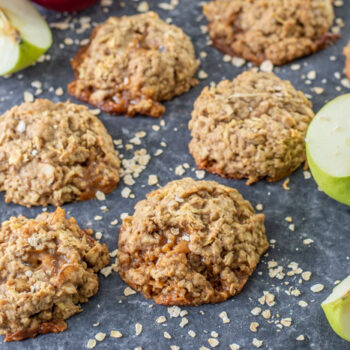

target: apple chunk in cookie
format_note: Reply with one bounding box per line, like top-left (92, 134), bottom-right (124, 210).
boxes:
top-left (0, 208), bottom-right (110, 341)
top-left (306, 94), bottom-right (350, 206)
top-left (0, 0), bottom-right (52, 75)
top-left (0, 99), bottom-right (120, 207)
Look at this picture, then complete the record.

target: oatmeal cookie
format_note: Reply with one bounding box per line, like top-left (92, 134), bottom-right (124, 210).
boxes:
top-left (68, 12), bottom-right (199, 118)
top-left (0, 99), bottom-right (120, 207)
top-left (344, 42), bottom-right (350, 80)
top-left (189, 71), bottom-right (314, 184)
top-left (203, 0), bottom-right (337, 65)
top-left (118, 178), bottom-right (268, 306)
top-left (0, 208), bottom-right (109, 341)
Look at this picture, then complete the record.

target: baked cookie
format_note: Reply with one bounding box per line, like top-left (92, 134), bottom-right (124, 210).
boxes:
top-left (344, 42), bottom-right (350, 80)
top-left (0, 208), bottom-right (109, 341)
top-left (203, 0), bottom-right (337, 65)
top-left (0, 99), bottom-right (120, 207)
top-left (68, 12), bottom-right (199, 118)
top-left (118, 178), bottom-right (268, 306)
top-left (189, 71), bottom-right (314, 184)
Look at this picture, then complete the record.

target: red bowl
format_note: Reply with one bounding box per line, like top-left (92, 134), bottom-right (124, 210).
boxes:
top-left (31, 0), bottom-right (98, 12)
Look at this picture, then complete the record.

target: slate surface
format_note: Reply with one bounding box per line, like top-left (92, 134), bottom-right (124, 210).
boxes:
top-left (0, 1), bottom-right (349, 349)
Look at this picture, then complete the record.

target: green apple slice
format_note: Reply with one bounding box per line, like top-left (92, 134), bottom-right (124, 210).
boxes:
top-left (0, 0), bottom-right (52, 76)
top-left (322, 275), bottom-right (350, 342)
top-left (306, 94), bottom-right (350, 205)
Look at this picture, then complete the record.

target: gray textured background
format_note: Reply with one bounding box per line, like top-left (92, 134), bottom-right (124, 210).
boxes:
top-left (0, 1), bottom-right (350, 349)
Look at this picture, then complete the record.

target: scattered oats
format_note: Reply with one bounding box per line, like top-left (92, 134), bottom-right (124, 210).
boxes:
top-left (282, 177), bottom-right (290, 190)
top-left (135, 323), bottom-right (143, 335)
top-left (175, 165), bottom-right (186, 176)
top-left (312, 87), bottom-right (324, 95)
top-left (55, 87), bottom-right (64, 96)
top-left (200, 51), bottom-right (207, 59)
top-left (110, 219), bottom-right (119, 226)
top-left (298, 300), bottom-right (308, 307)
top-left (110, 330), bottom-right (123, 338)
top-left (163, 331), bottom-right (172, 339)
top-left (96, 190), bottom-right (106, 201)
top-left (302, 271), bottom-right (312, 281)
top-left (95, 231), bottom-right (102, 240)
top-left (211, 331), bottom-right (218, 338)
top-left (291, 288), bottom-right (301, 296)
top-left (285, 216), bottom-right (293, 222)
top-left (95, 332), bottom-right (106, 341)
top-left (307, 70), bottom-right (316, 80)
top-left (123, 174), bottom-right (135, 186)
top-left (148, 175), bottom-right (158, 186)
top-left (154, 149), bottom-right (163, 156)
top-left (24, 91), bottom-right (34, 102)
top-left (180, 310), bottom-right (188, 317)
top-left (16, 121), bottom-right (26, 133)
top-left (303, 171), bottom-right (311, 179)
top-left (262, 309), bottom-right (271, 319)
top-left (156, 316), bottom-right (167, 324)
top-left (288, 224), bottom-right (295, 231)
top-left (291, 64), bottom-right (301, 71)
top-left (188, 330), bottom-right (196, 337)
top-left (179, 317), bottom-right (188, 328)
top-left (170, 346), bottom-right (180, 350)
top-left (296, 335), bottom-right (305, 341)
top-left (223, 54), bottom-right (232, 62)
top-left (219, 311), bottom-right (230, 323)
top-left (230, 344), bottom-right (241, 350)
top-left (195, 170), bottom-right (205, 179)
top-left (232, 57), bottom-right (245, 67)
top-left (100, 266), bottom-right (112, 277)
top-left (152, 125), bottom-right (160, 131)
top-left (200, 347), bottom-right (210, 350)
top-left (311, 284), bottom-right (324, 293)
top-left (101, 0), bottom-right (112, 6)
top-left (198, 70), bottom-right (208, 79)
top-left (251, 307), bottom-right (262, 316)
top-left (137, 1), bottom-right (149, 12)
top-left (208, 338), bottom-right (219, 347)
top-left (121, 187), bottom-right (131, 198)
top-left (256, 203), bottom-right (263, 211)
top-left (252, 338), bottom-right (263, 348)
top-left (250, 322), bottom-right (259, 332)
top-left (121, 213), bottom-right (128, 219)
top-left (87, 339), bottom-right (96, 348)
top-left (303, 238), bottom-right (314, 245)
top-left (168, 306), bottom-right (181, 318)
top-left (260, 60), bottom-right (273, 72)
top-left (341, 78), bottom-right (350, 89)
top-left (124, 287), bottom-right (136, 296)
top-left (281, 318), bottom-right (292, 327)
top-left (31, 80), bottom-right (42, 89)
top-left (94, 215), bottom-right (103, 221)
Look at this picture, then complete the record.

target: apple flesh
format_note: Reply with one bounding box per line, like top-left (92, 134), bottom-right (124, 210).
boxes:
top-left (0, 0), bottom-right (52, 76)
top-left (306, 94), bottom-right (350, 206)
top-left (31, 0), bottom-right (98, 12)
top-left (322, 275), bottom-right (350, 342)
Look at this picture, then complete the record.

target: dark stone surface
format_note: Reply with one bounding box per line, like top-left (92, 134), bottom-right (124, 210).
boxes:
top-left (0, 1), bottom-right (349, 349)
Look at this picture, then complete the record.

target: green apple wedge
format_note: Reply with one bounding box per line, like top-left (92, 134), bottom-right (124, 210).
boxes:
top-left (322, 275), bottom-right (350, 342)
top-left (0, 0), bottom-right (52, 76)
top-left (306, 94), bottom-right (350, 205)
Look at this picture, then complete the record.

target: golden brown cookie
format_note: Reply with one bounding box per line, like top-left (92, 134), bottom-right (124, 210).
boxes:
top-left (203, 0), bottom-right (338, 65)
top-left (189, 71), bottom-right (314, 184)
top-left (118, 178), bottom-right (268, 306)
top-left (344, 42), bottom-right (350, 80)
top-left (0, 208), bottom-right (109, 341)
top-left (68, 12), bottom-right (199, 118)
top-left (0, 99), bottom-right (120, 207)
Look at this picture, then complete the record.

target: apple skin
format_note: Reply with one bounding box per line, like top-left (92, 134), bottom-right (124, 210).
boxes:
top-left (31, 0), bottom-right (98, 12)
top-left (4, 39), bottom-right (50, 75)
top-left (306, 147), bottom-right (350, 206)
top-left (322, 296), bottom-right (350, 342)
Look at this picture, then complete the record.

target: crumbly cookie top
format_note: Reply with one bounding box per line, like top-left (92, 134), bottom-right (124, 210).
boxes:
top-left (68, 12), bottom-right (199, 117)
top-left (189, 71), bottom-right (314, 184)
top-left (0, 208), bottom-right (109, 341)
top-left (204, 0), bottom-right (336, 65)
top-left (0, 99), bottom-right (120, 207)
top-left (118, 177), bottom-right (268, 305)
